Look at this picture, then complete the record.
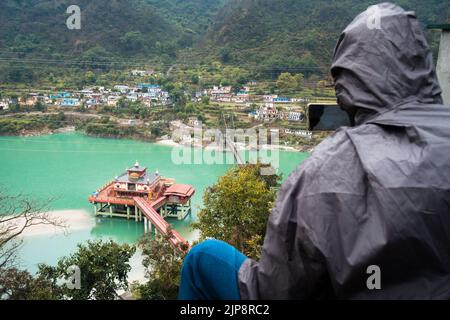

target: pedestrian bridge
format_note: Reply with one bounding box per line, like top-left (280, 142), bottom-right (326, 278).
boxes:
top-left (134, 197), bottom-right (189, 253)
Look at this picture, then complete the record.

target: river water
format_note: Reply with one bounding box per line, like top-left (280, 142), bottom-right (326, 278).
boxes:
top-left (0, 132), bottom-right (309, 275)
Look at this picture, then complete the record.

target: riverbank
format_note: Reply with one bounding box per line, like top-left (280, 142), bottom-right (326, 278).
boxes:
top-left (15, 209), bottom-right (94, 237)
top-left (9, 209), bottom-right (147, 284)
top-left (0, 112), bottom-right (318, 151)
top-left (0, 125), bottom-right (313, 152)
top-left (156, 137), bottom-right (302, 152)
top-left (1, 131), bottom-right (309, 277)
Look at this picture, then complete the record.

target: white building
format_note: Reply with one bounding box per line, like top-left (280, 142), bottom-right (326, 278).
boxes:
top-left (263, 95), bottom-right (277, 103)
top-left (0, 100), bottom-right (9, 110)
top-left (114, 85), bottom-right (130, 94)
top-left (288, 112), bottom-right (304, 122)
top-left (107, 96), bottom-right (121, 107)
top-left (285, 129), bottom-right (312, 138)
top-left (131, 69), bottom-right (155, 76)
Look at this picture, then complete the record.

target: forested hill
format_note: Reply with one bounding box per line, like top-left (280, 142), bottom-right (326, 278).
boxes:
top-left (0, 0), bottom-right (448, 82)
top-left (0, 0), bottom-right (186, 62)
top-left (197, 0), bottom-right (449, 77)
top-left (145, 0), bottom-right (229, 36)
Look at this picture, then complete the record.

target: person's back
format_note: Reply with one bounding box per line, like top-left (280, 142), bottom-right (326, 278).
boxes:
top-left (180, 3), bottom-right (450, 300)
top-left (238, 3), bottom-right (450, 300)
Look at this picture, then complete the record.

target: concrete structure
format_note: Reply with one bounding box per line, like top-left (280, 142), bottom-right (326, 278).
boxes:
top-left (429, 24), bottom-right (450, 105)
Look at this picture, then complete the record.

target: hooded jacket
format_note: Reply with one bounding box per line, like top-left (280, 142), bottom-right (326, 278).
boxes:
top-left (238, 3), bottom-right (450, 299)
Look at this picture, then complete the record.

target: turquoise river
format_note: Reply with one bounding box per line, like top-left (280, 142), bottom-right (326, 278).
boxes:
top-left (0, 132), bottom-right (309, 277)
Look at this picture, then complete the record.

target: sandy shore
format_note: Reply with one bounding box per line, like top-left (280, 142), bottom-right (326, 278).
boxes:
top-left (156, 138), bottom-right (300, 152)
top-left (156, 139), bottom-right (181, 147)
top-left (15, 209), bottom-right (95, 237)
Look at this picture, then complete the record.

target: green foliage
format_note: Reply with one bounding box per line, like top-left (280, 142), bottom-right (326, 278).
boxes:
top-left (0, 117), bottom-right (44, 134)
top-left (119, 31), bottom-right (146, 53)
top-left (0, 268), bottom-right (62, 300)
top-left (201, 96), bottom-right (210, 105)
top-left (200, 0), bottom-right (446, 77)
top-left (84, 121), bottom-right (138, 138)
top-left (219, 47), bottom-right (233, 63)
top-left (1, 239), bottom-right (135, 300)
top-left (0, 0), bottom-right (182, 58)
top-left (192, 163), bottom-right (281, 259)
top-left (115, 99), bottom-right (151, 120)
top-left (134, 231), bottom-right (187, 300)
top-left (150, 122), bottom-right (168, 138)
top-left (0, 0), bottom-right (444, 84)
top-left (33, 101), bottom-right (47, 113)
top-left (276, 72), bottom-right (304, 93)
top-left (37, 240), bottom-right (136, 300)
top-left (145, 0), bottom-right (228, 37)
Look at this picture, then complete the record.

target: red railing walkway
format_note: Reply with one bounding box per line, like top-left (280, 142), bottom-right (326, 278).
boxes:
top-left (133, 197), bottom-right (189, 253)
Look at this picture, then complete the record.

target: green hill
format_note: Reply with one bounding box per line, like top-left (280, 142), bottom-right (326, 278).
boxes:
top-left (0, 0), bottom-right (183, 60)
top-left (0, 0), bottom-right (447, 84)
top-left (197, 0), bottom-right (449, 77)
top-left (145, 0), bottom-right (228, 37)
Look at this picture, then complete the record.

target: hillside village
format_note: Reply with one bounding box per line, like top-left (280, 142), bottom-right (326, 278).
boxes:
top-left (0, 71), bottom-right (330, 126)
top-left (0, 67), bottom-right (337, 151)
top-left (0, 83), bottom-right (171, 110)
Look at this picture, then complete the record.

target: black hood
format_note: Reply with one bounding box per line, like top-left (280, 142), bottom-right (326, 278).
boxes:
top-left (331, 2), bottom-right (443, 122)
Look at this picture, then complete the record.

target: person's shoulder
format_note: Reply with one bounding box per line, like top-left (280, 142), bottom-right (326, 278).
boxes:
top-left (282, 127), bottom-right (362, 194)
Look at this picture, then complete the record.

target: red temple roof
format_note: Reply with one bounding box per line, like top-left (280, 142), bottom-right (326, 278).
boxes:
top-left (164, 184), bottom-right (195, 198)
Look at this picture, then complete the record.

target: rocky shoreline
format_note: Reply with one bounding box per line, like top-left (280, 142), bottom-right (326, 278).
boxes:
top-left (156, 138), bottom-right (313, 153)
top-left (1, 127), bottom-right (314, 152)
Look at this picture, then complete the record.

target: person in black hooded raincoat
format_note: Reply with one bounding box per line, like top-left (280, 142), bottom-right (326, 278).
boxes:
top-left (179, 3), bottom-right (450, 300)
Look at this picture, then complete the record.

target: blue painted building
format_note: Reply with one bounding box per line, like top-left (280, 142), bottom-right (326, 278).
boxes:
top-left (273, 97), bottom-right (291, 103)
top-left (138, 84), bottom-right (160, 90)
top-left (60, 98), bottom-right (80, 107)
top-left (50, 92), bottom-right (71, 100)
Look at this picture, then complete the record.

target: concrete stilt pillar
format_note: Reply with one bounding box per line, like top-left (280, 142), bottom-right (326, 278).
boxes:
top-left (135, 206), bottom-right (138, 222)
top-left (437, 29), bottom-right (450, 105)
top-left (189, 199), bottom-right (192, 216)
top-left (109, 204), bottom-right (113, 218)
top-left (94, 204), bottom-right (97, 216)
top-left (144, 217), bottom-right (148, 233)
top-left (127, 206), bottom-right (130, 220)
top-left (429, 24), bottom-right (450, 105)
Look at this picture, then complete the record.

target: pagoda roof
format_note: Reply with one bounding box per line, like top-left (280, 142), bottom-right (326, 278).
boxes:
top-left (116, 170), bottom-right (158, 185)
top-left (127, 161), bottom-right (147, 172)
top-left (128, 165), bottom-right (147, 172)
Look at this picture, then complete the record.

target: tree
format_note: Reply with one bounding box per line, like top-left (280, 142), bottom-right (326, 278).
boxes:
top-left (38, 240), bottom-right (136, 300)
top-left (0, 191), bottom-right (65, 269)
top-left (84, 71), bottom-right (97, 85)
top-left (33, 101), bottom-right (47, 113)
top-left (190, 74), bottom-right (199, 85)
top-left (171, 88), bottom-right (187, 110)
top-left (276, 72), bottom-right (303, 93)
top-left (219, 47), bottom-right (233, 63)
top-left (192, 163), bottom-right (281, 259)
top-left (120, 31), bottom-right (146, 52)
top-left (201, 96), bottom-right (210, 105)
top-left (9, 103), bottom-right (21, 113)
top-left (294, 73), bottom-right (305, 90)
top-left (7, 66), bottom-right (34, 83)
top-left (0, 268), bottom-right (62, 300)
top-left (134, 230), bottom-right (187, 300)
